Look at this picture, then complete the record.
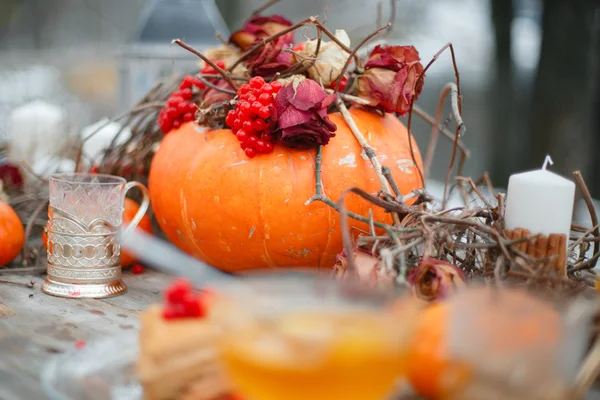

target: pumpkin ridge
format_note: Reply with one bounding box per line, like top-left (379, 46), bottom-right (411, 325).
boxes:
top-left (257, 161), bottom-right (277, 267)
top-left (181, 148), bottom-right (210, 263)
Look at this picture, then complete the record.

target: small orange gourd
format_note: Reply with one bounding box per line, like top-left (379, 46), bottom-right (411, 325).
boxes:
top-left (404, 287), bottom-right (562, 399)
top-left (149, 108), bottom-right (424, 272)
top-left (121, 198), bottom-right (153, 267)
top-left (0, 201), bottom-right (25, 266)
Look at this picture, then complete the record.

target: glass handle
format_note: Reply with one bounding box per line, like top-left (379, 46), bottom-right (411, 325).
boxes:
top-left (122, 181), bottom-right (150, 236)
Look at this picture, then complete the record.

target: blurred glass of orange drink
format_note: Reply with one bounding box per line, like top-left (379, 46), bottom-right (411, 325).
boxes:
top-left (213, 272), bottom-right (417, 400)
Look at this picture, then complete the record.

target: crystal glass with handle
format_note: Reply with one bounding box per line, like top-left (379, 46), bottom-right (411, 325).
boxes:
top-left (42, 173), bottom-right (149, 298)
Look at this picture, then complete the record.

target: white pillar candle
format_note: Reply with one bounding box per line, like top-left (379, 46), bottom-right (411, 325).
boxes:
top-left (505, 155), bottom-right (575, 241)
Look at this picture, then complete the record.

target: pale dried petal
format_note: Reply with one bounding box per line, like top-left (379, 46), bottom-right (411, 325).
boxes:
top-left (298, 29), bottom-right (351, 87)
top-left (333, 248), bottom-right (394, 289)
top-left (198, 45), bottom-right (247, 77)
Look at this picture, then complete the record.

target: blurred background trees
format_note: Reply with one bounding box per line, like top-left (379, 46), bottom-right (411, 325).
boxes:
top-left (0, 0), bottom-right (598, 194)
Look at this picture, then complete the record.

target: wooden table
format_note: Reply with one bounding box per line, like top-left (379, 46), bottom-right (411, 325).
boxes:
top-left (0, 269), bottom-right (168, 400)
top-left (2, 268), bottom-right (600, 400)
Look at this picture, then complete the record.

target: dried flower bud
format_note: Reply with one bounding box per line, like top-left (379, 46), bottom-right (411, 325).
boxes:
top-left (271, 77), bottom-right (337, 149)
top-left (229, 15), bottom-right (295, 77)
top-left (408, 257), bottom-right (466, 301)
top-left (296, 29), bottom-right (351, 87)
top-left (334, 248), bottom-right (395, 289)
top-left (357, 45), bottom-right (424, 116)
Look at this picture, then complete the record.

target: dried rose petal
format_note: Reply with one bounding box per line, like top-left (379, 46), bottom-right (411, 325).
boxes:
top-left (271, 77), bottom-right (337, 149)
top-left (357, 45), bottom-right (424, 116)
top-left (334, 248), bottom-right (395, 289)
top-left (408, 257), bottom-right (466, 301)
top-left (229, 15), bottom-right (295, 77)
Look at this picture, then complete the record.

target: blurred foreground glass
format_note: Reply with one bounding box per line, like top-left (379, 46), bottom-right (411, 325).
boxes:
top-left (442, 286), bottom-right (594, 400)
top-left (212, 273), bottom-right (419, 400)
top-left (42, 173), bottom-right (149, 299)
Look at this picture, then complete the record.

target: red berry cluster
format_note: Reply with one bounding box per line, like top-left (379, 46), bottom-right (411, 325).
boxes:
top-left (328, 75), bottom-right (348, 92)
top-left (225, 76), bottom-right (281, 158)
top-left (158, 76), bottom-right (202, 134)
top-left (162, 279), bottom-right (213, 320)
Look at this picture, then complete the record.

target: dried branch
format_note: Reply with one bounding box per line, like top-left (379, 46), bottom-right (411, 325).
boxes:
top-left (334, 22), bottom-right (391, 92)
top-left (413, 104), bottom-right (470, 159)
top-left (0, 278), bottom-right (35, 288)
top-left (423, 82), bottom-right (464, 179)
top-left (231, 16), bottom-right (315, 72)
top-left (173, 39), bottom-right (238, 90)
top-left (406, 42), bottom-right (462, 190)
top-left (335, 98), bottom-right (400, 225)
top-left (21, 200), bottom-right (48, 266)
top-left (570, 171), bottom-right (599, 271)
top-left (198, 77), bottom-right (237, 95)
top-left (252, 0), bottom-right (281, 15)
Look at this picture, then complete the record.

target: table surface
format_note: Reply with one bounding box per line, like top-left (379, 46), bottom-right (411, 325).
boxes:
top-left (2, 268), bottom-right (600, 400)
top-left (0, 268), bottom-right (169, 400)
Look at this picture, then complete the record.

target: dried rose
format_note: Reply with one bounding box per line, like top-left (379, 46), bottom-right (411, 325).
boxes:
top-left (334, 248), bottom-right (395, 289)
top-left (357, 45), bottom-right (424, 116)
top-left (296, 29), bottom-right (351, 87)
top-left (408, 257), bottom-right (466, 302)
top-left (271, 77), bottom-right (337, 149)
top-left (229, 15), bottom-right (295, 77)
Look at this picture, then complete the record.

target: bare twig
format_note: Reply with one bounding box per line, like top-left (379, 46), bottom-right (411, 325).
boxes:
top-left (455, 176), bottom-right (492, 209)
top-left (21, 200), bottom-right (48, 265)
top-left (173, 39), bottom-right (238, 90)
top-left (0, 278), bottom-right (35, 288)
top-left (572, 171), bottom-right (599, 270)
top-left (423, 82), bottom-right (464, 179)
top-left (251, 0), bottom-right (282, 15)
top-left (338, 188), bottom-right (357, 273)
top-left (406, 42), bottom-right (461, 191)
top-left (334, 23), bottom-right (391, 92)
top-left (198, 77), bottom-right (237, 95)
top-left (335, 98), bottom-right (400, 225)
top-left (413, 104), bottom-right (470, 158)
top-left (231, 17), bottom-right (314, 72)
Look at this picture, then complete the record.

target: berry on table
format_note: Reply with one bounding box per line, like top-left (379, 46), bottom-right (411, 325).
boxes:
top-left (162, 278), bottom-right (212, 320)
top-left (74, 340), bottom-right (87, 349)
top-left (131, 264), bottom-right (145, 275)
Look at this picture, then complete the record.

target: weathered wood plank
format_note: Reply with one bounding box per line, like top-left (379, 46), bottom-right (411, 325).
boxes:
top-left (0, 269), bottom-right (170, 399)
top-left (2, 269), bottom-right (600, 400)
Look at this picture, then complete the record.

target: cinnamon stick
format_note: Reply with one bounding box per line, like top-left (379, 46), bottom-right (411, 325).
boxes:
top-left (547, 234), bottom-right (561, 274)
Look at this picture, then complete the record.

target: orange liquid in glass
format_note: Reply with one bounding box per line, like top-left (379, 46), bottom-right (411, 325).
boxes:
top-left (220, 311), bottom-right (407, 400)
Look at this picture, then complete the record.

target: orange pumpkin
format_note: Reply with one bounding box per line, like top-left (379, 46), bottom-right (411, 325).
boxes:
top-left (149, 108), bottom-right (423, 272)
top-left (404, 287), bottom-right (562, 399)
top-left (121, 198), bottom-right (153, 267)
top-left (42, 199), bottom-right (152, 267)
top-left (0, 201), bottom-right (25, 266)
